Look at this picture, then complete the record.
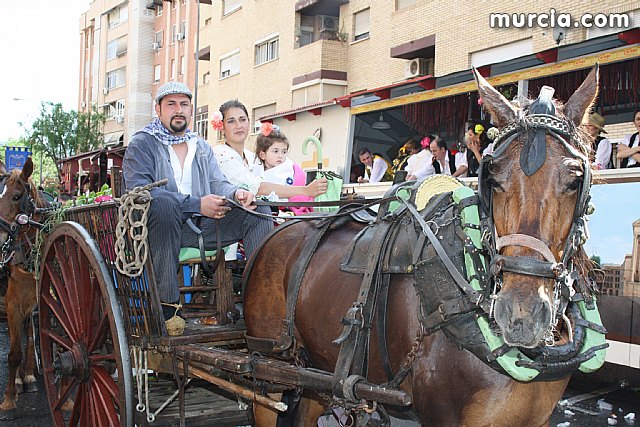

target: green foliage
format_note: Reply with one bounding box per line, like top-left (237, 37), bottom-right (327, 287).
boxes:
top-left (23, 102), bottom-right (105, 176)
top-left (590, 255), bottom-right (601, 267)
top-left (69, 183), bottom-right (112, 206)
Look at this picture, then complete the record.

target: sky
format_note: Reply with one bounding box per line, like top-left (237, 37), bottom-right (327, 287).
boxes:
top-left (584, 182), bottom-right (640, 265)
top-left (0, 0), bottom-right (90, 144)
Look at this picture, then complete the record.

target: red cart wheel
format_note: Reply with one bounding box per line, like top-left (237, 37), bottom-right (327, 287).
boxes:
top-left (39, 222), bottom-right (133, 426)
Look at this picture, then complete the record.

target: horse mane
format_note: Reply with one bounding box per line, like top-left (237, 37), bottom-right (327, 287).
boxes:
top-left (6, 169), bottom-right (46, 209)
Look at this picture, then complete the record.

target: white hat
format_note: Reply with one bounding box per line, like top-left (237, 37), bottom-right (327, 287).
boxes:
top-left (155, 81), bottom-right (192, 104)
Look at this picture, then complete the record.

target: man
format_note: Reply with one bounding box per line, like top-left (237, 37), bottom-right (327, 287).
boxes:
top-left (410, 136), bottom-right (467, 179)
top-left (585, 112), bottom-right (613, 169)
top-left (357, 148), bottom-right (393, 183)
top-left (123, 82), bottom-right (273, 321)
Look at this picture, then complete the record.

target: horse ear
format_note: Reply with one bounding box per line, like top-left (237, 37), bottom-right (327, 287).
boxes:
top-left (20, 157), bottom-right (34, 181)
top-left (473, 68), bottom-right (517, 128)
top-left (563, 64), bottom-right (599, 127)
top-left (0, 160), bottom-right (6, 175)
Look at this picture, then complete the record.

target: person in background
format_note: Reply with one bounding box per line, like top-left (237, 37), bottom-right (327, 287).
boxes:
top-left (407, 136), bottom-right (467, 180)
top-left (252, 122), bottom-right (312, 215)
top-left (357, 148), bottom-right (393, 183)
top-left (406, 135), bottom-right (433, 181)
top-left (212, 99), bottom-right (328, 198)
top-left (466, 123), bottom-right (495, 177)
top-left (585, 112), bottom-right (613, 170)
top-left (391, 138), bottom-right (421, 174)
top-left (618, 110), bottom-right (640, 168)
top-left (123, 82), bottom-right (273, 322)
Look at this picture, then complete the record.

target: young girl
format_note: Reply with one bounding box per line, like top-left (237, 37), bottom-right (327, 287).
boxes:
top-left (252, 123), bottom-right (313, 215)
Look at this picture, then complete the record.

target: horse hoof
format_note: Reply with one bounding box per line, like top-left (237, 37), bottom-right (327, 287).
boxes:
top-left (24, 382), bottom-right (38, 393)
top-left (0, 409), bottom-right (18, 421)
top-left (15, 383), bottom-right (23, 395)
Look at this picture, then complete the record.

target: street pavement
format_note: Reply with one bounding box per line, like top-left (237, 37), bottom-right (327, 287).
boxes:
top-left (0, 319), bottom-right (638, 426)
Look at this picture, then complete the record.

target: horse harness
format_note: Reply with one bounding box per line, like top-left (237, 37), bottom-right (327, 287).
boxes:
top-left (0, 175), bottom-right (44, 270)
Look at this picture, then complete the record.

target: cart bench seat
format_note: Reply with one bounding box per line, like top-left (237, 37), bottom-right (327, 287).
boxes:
top-left (155, 322), bottom-right (246, 347)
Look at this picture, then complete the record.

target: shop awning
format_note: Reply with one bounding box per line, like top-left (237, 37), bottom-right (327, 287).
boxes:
top-left (104, 132), bottom-right (124, 145)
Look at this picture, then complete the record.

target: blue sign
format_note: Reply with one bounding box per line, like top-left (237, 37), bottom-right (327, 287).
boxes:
top-left (4, 146), bottom-right (32, 171)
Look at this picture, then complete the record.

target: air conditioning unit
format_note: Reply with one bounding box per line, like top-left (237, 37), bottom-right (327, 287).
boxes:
top-left (116, 116), bottom-right (124, 124)
top-left (176, 32), bottom-right (185, 41)
top-left (103, 87), bottom-right (110, 95)
top-left (317, 15), bottom-right (339, 32)
top-left (404, 58), bottom-right (434, 79)
top-left (152, 42), bottom-right (161, 50)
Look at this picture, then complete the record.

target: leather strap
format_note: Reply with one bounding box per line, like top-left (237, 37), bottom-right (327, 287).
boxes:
top-left (496, 233), bottom-right (556, 263)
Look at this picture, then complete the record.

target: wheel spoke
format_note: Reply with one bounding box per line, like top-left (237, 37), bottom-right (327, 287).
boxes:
top-left (69, 383), bottom-right (84, 427)
top-left (53, 378), bottom-right (77, 412)
top-left (92, 368), bottom-right (120, 426)
top-left (89, 352), bottom-right (116, 363)
top-left (40, 327), bottom-right (73, 352)
top-left (54, 239), bottom-right (83, 336)
top-left (82, 260), bottom-right (97, 338)
top-left (41, 293), bottom-right (77, 342)
top-left (87, 313), bottom-right (110, 353)
top-left (44, 260), bottom-right (79, 339)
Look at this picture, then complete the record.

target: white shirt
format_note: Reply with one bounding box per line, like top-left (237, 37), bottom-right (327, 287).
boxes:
top-left (593, 136), bottom-right (612, 169)
top-left (413, 150), bottom-right (467, 179)
top-left (405, 150), bottom-right (432, 176)
top-left (621, 132), bottom-right (639, 167)
top-left (364, 155), bottom-right (389, 183)
top-left (167, 136), bottom-right (198, 195)
top-left (251, 158), bottom-right (296, 201)
top-left (212, 143), bottom-right (262, 194)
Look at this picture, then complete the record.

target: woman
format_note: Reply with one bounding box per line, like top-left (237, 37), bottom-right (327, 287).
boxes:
top-left (617, 110), bottom-right (640, 168)
top-left (465, 123), bottom-right (495, 177)
top-left (212, 99), bottom-right (328, 198)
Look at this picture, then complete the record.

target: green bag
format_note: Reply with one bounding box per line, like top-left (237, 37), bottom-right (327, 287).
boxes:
top-left (302, 136), bottom-right (343, 212)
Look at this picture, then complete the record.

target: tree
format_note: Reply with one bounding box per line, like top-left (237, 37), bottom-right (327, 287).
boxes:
top-left (23, 102), bottom-right (105, 176)
top-left (590, 255), bottom-right (601, 268)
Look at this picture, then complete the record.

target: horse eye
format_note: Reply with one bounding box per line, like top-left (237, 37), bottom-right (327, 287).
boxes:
top-left (566, 178), bottom-right (581, 193)
top-left (13, 194), bottom-right (21, 201)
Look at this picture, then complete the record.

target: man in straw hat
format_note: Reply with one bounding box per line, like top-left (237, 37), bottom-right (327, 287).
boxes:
top-left (585, 112), bottom-right (613, 169)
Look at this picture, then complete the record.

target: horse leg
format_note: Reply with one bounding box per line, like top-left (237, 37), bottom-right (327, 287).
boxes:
top-left (22, 316), bottom-right (37, 393)
top-left (253, 392), bottom-right (282, 427)
top-left (0, 296), bottom-right (25, 418)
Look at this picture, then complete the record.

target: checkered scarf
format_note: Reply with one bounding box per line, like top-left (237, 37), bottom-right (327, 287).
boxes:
top-left (137, 118), bottom-right (198, 146)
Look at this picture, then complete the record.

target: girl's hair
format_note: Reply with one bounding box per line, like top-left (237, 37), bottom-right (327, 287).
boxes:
top-left (255, 128), bottom-right (289, 161)
top-left (403, 138), bottom-right (421, 152)
top-left (219, 99), bottom-right (249, 119)
top-left (634, 110), bottom-right (640, 119)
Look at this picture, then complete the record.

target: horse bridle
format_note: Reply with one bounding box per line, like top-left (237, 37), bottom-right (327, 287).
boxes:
top-left (478, 113), bottom-right (592, 324)
top-left (0, 175), bottom-right (40, 267)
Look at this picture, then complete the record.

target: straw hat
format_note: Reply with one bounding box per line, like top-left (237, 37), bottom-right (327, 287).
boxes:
top-left (587, 113), bottom-right (607, 134)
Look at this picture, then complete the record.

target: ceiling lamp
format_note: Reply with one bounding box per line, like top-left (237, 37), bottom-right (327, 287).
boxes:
top-left (371, 112), bottom-right (391, 130)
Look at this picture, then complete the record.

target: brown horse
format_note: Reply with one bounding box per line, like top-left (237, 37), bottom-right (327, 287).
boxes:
top-left (243, 67), bottom-right (601, 426)
top-left (0, 158), bottom-right (44, 420)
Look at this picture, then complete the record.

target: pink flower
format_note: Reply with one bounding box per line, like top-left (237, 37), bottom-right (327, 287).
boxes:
top-left (477, 97), bottom-right (484, 106)
top-left (261, 122), bottom-right (274, 136)
top-left (95, 195), bottom-right (113, 203)
top-left (210, 111), bottom-right (224, 131)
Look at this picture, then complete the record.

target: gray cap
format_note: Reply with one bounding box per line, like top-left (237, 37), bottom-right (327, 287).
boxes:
top-left (155, 81), bottom-right (193, 103)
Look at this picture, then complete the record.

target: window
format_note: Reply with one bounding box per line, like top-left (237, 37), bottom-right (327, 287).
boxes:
top-left (154, 31), bottom-right (164, 48)
top-left (254, 34), bottom-right (279, 66)
top-left (196, 112), bottom-right (208, 140)
top-left (170, 59), bottom-right (176, 79)
top-left (181, 0), bottom-right (187, 5)
top-left (470, 38), bottom-right (533, 68)
top-left (154, 65), bottom-right (161, 83)
top-left (223, 0), bottom-right (242, 15)
top-left (219, 49), bottom-right (240, 79)
top-left (107, 40), bottom-right (118, 60)
top-left (252, 104), bottom-right (276, 134)
top-left (116, 99), bottom-right (125, 116)
top-left (156, 4), bottom-right (163, 17)
top-left (106, 67), bottom-right (126, 89)
top-left (353, 8), bottom-right (370, 41)
top-left (180, 20), bottom-right (187, 37)
top-left (171, 24), bottom-right (177, 43)
top-left (203, 71), bottom-right (210, 85)
top-left (396, 0), bottom-right (416, 10)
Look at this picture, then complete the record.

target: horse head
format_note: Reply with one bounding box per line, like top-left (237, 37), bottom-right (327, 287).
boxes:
top-left (474, 67), bottom-right (597, 348)
top-left (0, 157), bottom-right (43, 251)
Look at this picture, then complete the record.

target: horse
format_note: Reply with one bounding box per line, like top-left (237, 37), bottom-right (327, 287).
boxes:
top-left (243, 66), bottom-right (603, 426)
top-left (0, 158), bottom-right (44, 420)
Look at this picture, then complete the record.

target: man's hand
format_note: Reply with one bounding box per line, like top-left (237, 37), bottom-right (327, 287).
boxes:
top-left (200, 194), bottom-right (232, 219)
top-left (357, 176), bottom-right (369, 184)
top-left (235, 189), bottom-right (257, 210)
top-left (305, 178), bottom-right (329, 197)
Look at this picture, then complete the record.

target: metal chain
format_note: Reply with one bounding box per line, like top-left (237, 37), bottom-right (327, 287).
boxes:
top-left (114, 180), bottom-right (166, 277)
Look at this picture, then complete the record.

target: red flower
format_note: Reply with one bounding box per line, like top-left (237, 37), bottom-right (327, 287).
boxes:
top-left (261, 122), bottom-right (274, 136)
top-left (210, 111), bottom-right (224, 131)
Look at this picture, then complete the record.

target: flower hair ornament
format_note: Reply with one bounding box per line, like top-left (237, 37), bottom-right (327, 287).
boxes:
top-left (486, 127), bottom-right (499, 141)
top-left (260, 122), bottom-right (280, 136)
top-left (210, 111), bottom-right (224, 131)
top-left (474, 124), bottom-right (485, 135)
top-left (420, 136), bottom-right (431, 149)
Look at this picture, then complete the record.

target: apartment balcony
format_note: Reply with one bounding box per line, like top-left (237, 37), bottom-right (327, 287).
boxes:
top-left (292, 38), bottom-right (348, 77)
